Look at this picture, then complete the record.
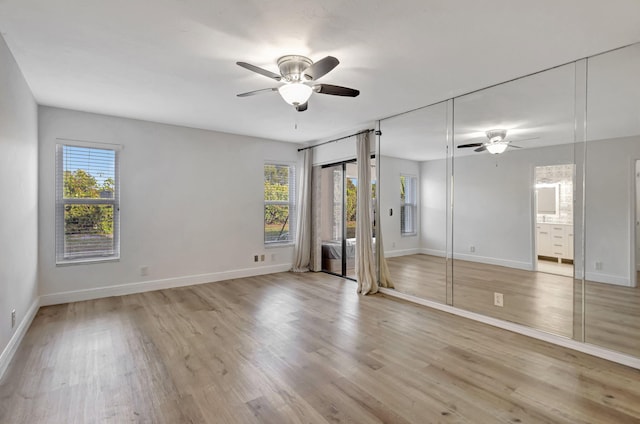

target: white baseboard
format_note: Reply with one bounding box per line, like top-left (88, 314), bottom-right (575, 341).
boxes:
top-left (0, 297), bottom-right (40, 380)
top-left (420, 248), bottom-right (446, 257)
top-left (584, 271), bottom-right (631, 287)
top-left (379, 288), bottom-right (640, 370)
top-left (40, 263), bottom-right (292, 306)
top-left (384, 248), bottom-right (422, 258)
top-left (453, 252), bottom-right (533, 271)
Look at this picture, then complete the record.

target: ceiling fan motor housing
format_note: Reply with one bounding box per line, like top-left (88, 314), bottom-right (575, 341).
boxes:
top-left (486, 129), bottom-right (507, 143)
top-left (277, 55), bottom-right (313, 82)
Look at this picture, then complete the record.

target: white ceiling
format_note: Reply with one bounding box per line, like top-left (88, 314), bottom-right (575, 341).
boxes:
top-left (1, 0), bottom-right (639, 144)
top-left (381, 42), bottom-right (640, 162)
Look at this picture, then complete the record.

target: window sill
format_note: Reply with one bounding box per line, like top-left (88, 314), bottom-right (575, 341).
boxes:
top-left (265, 243), bottom-right (295, 249)
top-left (401, 233), bottom-right (417, 238)
top-left (56, 257), bottom-right (120, 266)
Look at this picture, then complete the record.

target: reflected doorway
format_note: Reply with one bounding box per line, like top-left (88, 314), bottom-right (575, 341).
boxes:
top-left (319, 159), bottom-right (375, 280)
top-left (534, 164), bottom-right (575, 277)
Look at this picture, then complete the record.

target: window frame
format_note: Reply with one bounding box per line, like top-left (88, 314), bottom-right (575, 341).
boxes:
top-left (55, 139), bottom-right (122, 265)
top-left (400, 174), bottom-right (418, 237)
top-left (264, 162), bottom-right (296, 246)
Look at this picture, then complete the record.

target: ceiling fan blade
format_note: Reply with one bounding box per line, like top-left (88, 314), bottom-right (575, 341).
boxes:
top-left (296, 102), bottom-right (308, 112)
top-left (474, 145), bottom-right (487, 152)
top-left (457, 143), bottom-right (483, 149)
top-left (304, 56), bottom-right (339, 80)
top-left (313, 84), bottom-right (360, 97)
top-left (509, 144), bottom-right (522, 149)
top-left (236, 62), bottom-right (282, 81)
top-left (236, 87), bottom-right (278, 97)
top-left (511, 136), bottom-right (540, 143)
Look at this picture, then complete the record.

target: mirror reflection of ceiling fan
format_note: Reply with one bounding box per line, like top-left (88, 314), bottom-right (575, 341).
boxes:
top-left (236, 55), bottom-right (360, 112)
top-left (457, 129), bottom-right (539, 154)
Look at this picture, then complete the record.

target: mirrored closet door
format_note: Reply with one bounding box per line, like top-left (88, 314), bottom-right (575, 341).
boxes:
top-left (378, 102), bottom-right (449, 304)
top-left (584, 43), bottom-right (640, 357)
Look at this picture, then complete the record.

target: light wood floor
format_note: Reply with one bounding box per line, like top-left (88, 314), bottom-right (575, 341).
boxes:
top-left (387, 254), bottom-right (640, 357)
top-left (2, 272), bottom-right (640, 423)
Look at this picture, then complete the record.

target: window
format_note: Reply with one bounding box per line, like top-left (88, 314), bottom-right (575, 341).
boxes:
top-left (56, 142), bottom-right (120, 263)
top-left (264, 163), bottom-right (296, 244)
top-left (400, 174), bottom-right (417, 236)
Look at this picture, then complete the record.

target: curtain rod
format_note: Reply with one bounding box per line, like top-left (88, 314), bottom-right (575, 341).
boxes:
top-left (297, 128), bottom-right (376, 152)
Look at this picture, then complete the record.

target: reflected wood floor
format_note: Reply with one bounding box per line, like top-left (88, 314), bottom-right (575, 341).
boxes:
top-left (2, 272), bottom-right (640, 423)
top-left (388, 254), bottom-right (640, 357)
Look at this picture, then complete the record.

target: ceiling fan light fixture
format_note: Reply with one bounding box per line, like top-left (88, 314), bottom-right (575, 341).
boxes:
top-left (486, 129), bottom-right (507, 144)
top-left (278, 83), bottom-right (312, 106)
top-left (486, 142), bottom-right (509, 154)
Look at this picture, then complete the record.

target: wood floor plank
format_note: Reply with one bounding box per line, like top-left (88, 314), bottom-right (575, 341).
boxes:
top-left (1, 271), bottom-right (640, 423)
top-left (388, 253), bottom-right (640, 357)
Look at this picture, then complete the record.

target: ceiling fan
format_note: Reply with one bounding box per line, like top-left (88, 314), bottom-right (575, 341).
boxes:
top-left (457, 129), bottom-right (538, 155)
top-left (236, 55), bottom-right (360, 112)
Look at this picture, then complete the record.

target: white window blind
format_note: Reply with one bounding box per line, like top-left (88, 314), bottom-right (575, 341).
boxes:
top-left (56, 142), bottom-right (120, 263)
top-left (264, 163), bottom-right (296, 244)
top-left (400, 174), bottom-right (417, 236)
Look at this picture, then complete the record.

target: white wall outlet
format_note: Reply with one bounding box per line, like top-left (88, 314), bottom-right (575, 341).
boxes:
top-left (392, 241), bottom-right (396, 248)
top-left (140, 266), bottom-right (149, 276)
top-left (595, 261), bottom-right (603, 271)
top-left (494, 292), bottom-right (504, 307)
top-left (11, 309), bottom-right (16, 328)
top-left (470, 245), bottom-right (476, 253)
top-left (254, 255), bottom-right (259, 262)
top-left (271, 253), bottom-right (277, 262)
top-left (260, 254), bottom-right (265, 262)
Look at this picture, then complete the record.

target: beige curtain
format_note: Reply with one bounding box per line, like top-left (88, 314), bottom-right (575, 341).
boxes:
top-left (292, 149), bottom-right (312, 272)
top-left (355, 132), bottom-right (378, 294)
top-left (377, 232), bottom-right (395, 288)
top-left (310, 165), bottom-right (322, 271)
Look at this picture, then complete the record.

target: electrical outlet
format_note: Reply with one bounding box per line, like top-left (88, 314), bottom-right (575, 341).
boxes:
top-left (595, 261), bottom-right (603, 271)
top-left (271, 253), bottom-right (277, 262)
top-left (11, 309), bottom-right (16, 328)
top-left (392, 242), bottom-right (396, 248)
top-left (254, 255), bottom-right (259, 262)
top-left (494, 292), bottom-right (504, 307)
top-left (470, 245), bottom-right (475, 253)
top-left (140, 266), bottom-right (149, 276)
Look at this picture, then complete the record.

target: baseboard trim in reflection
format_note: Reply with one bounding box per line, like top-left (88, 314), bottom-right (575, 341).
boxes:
top-left (452, 253), bottom-right (533, 271)
top-left (379, 287), bottom-right (640, 370)
top-left (385, 248), bottom-right (422, 258)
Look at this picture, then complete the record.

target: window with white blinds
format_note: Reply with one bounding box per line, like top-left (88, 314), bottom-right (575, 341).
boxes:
top-left (264, 163), bottom-right (296, 244)
top-left (400, 174), bottom-right (417, 236)
top-left (56, 141), bottom-right (121, 263)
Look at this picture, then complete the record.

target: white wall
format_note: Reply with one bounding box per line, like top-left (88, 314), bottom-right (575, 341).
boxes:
top-left (409, 138), bottom-right (639, 286)
top-left (311, 133), bottom-right (375, 166)
top-left (379, 155), bottom-right (421, 256)
top-left (313, 138), bottom-right (356, 166)
top-left (0, 35), bottom-right (39, 367)
top-left (38, 107), bottom-right (300, 302)
top-left (420, 159), bottom-right (447, 256)
top-left (585, 135), bottom-right (640, 286)
top-left (452, 144), bottom-right (575, 270)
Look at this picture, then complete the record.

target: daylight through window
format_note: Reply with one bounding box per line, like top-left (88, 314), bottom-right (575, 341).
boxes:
top-left (56, 142), bottom-right (120, 263)
top-left (264, 163), bottom-right (296, 244)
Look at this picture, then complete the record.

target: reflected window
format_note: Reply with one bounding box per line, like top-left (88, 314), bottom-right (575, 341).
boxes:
top-left (400, 174), bottom-right (417, 236)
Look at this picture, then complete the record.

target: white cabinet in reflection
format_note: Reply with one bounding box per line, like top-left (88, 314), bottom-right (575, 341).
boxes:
top-left (536, 223), bottom-right (573, 262)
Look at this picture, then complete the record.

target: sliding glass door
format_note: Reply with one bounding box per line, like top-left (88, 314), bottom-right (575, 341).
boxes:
top-left (319, 161), bottom-right (357, 279)
top-left (319, 159), bottom-right (375, 280)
